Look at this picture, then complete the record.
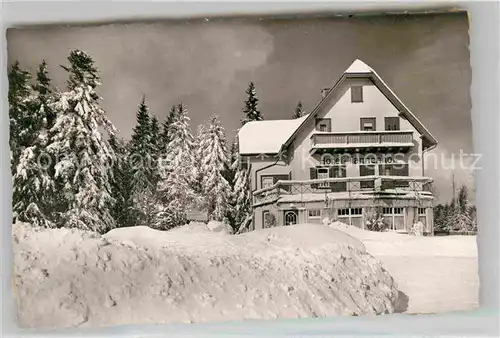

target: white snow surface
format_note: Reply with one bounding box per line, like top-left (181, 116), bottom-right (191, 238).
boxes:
top-left (327, 222), bottom-right (479, 313)
top-left (345, 59), bottom-right (374, 73)
top-left (238, 114), bottom-right (308, 155)
top-left (13, 221), bottom-right (399, 329)
top-left (206, 220), bottom-right (233, 234)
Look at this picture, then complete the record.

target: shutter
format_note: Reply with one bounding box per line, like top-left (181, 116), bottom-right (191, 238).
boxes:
top-left (310, 167), bottom-right (318, 189)
top-left (329, 166), bottom-right (336, 190)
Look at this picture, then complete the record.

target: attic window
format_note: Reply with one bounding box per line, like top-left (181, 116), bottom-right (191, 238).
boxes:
top-left (385, 117), bottom-right (400, 131)
top-left (360, 117), bottom-right (376, 131)
top-left (351, 86), bottom-right (363, 103)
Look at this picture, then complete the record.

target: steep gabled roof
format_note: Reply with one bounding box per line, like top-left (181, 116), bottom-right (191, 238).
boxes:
top-left (281, 59), bottom-right (438, 151)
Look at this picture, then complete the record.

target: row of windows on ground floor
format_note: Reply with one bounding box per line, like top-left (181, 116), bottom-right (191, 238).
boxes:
top-left (262, 206), bottom-right (428, 230)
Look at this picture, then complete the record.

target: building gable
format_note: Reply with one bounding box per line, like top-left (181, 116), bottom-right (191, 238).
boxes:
top-left (282, 60), bottom-right (438, 152)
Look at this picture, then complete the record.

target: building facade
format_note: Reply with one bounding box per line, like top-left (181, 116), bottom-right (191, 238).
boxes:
top-left (238, 60), bottom-right (438, 234)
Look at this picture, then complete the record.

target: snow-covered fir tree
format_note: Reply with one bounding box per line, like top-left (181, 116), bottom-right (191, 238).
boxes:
top-left (8, 61), bottom-right (34, 171)
top-left (12, 61), bottom-right (56, 227)
top-left (46, 50), bottom-right (117, 232)
top-left (155, 103), bottom-right (198, 229)
top-left (128, 97), bottom-right (160, 226)
top-left (129, 96), bottom-right (154, 191)
top-left (149, 115), bottom-right (161, 184)
top-left (192, 123), bottom-right (207, 197)
top-left (223, 140), bottom-right (239, 229)
top-left (158, 105), bottom-right (176, 156)
top-left (292, 101), bottom-right (305, 119)
top-left (109, 134), bottom-right (135, 227)
top-left (229, 136), bottom-right (252, 233)
top-left (241, 81), bottom-right (263, 125)
top-left (198, 115), bottom-right (230, 221)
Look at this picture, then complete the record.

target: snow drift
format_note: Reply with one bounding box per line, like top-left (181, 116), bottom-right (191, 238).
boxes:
top-left (13, 222), bottom-right (399, 329)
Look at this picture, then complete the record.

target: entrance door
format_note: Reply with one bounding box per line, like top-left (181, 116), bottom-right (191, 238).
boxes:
top-left (284, 210), bottom-right (298, 226)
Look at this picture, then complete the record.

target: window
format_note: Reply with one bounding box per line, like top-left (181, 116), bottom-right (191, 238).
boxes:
top-left (331, 165), bottom-right (347, 178)
top-left (382, 207), bottom-right (393, 215)
top-left (262, 177), bottom-right (274, 189)
top-left (383, 207), bottom-right (404, 215)
top-left (308, 209), bottom-right (321, 218)
top-left (351, 208), bottom-right (363, 215)
top-left (316, 118), bottom-right (331, 132)
top-left (262, 211), bottom-right (270, 228)
top-left (317, 168), bottom-right (330, 188)
top-left (338, 208), bottom-right (350, 216)
top-left (360, 117), bottom-right (376, 131)
top-left (394, 207), bottom-right (404, 214)
top-left (379, 164), bottom-right (409, 177)
top-left (359, 164), bottom-right (375, 189)
top-left (351, 86), bottom-right (363, 103)
top-left (240, 156), bottom-right (249, 170)
top-left (418, 208), bottom-right (426, 215)
top-left (338, 208), bottom-right (362, 216)
top-left (385, 117), bottom-right (400, 131)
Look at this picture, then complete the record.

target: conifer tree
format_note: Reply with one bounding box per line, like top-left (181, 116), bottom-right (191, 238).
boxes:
top-left (229, 136), bottom-right (252, 232)
top-left (198, 115), bottom-right (230, 221)
top-left (149, 115), bottom-right (161, 184)
top-left (47, 50), bottom-right (116, 232)
top-left (130, 96), bottom-right (153, 191)
top-left (33, 60), bottom-right (57, 130)
top-left (192, 124), bottom-right (207, 197)
top-left (158, 106), bottom-right (176, 156)
top-left (12, 61), bottom-right (56, 227)
top-left (241, 81), bottom-right (263, 125)
top-left (223, 140), bottom-right (239, 230)
top-left (109, 135), bottom-right (135, 227)
top-left (128, 97), bottom-right (161, 226)
top-left (8, 61), bottom-right (34, 171)
top-left (155, 103), bottom-right (198, 229)
top-left (292, 101), bottom-right (305, 119)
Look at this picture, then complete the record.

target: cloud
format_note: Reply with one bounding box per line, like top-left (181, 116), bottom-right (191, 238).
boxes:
top-left (7, 21), bottom-right (274, 137)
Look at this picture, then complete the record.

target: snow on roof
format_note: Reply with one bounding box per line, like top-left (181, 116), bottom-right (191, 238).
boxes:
top-left (345, 59), bottom-right (374, 74)
top-left (238, 114), bottom-right (309, 155)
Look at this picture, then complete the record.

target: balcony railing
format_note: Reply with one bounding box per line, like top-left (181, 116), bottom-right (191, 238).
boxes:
top-left (311, 131), bottom-right (414, 149)
top-left (252, 176), bottom-right (433, 207)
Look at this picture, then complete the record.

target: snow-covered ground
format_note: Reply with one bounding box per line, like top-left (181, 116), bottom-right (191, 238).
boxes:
top-left (13, 222), bottom-right (399, 329)
top-left (327, 222), bottom-right (479, 314)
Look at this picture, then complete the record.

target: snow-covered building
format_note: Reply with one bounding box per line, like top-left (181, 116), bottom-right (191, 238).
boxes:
top-left (238, 59), bottom-right (438, 234)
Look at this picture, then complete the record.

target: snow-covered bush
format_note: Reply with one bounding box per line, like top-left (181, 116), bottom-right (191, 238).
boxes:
top-left (410, 221), bottom-right (424, 236)
top-left (264, 212), bottom-right (276, 228)
top-left (206, 220), bottom-right (233, 234)
top-left (365, 208), bottom-right (389, 232)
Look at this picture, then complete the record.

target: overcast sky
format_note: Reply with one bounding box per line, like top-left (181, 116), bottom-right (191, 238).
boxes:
top-left (7, 12), bottom-right (474, 204)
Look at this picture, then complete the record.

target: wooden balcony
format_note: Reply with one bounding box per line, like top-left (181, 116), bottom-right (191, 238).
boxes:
top-left (252, 176), bottom-right (433, 207)
top-left (310, 131), bottom-right (414, 153)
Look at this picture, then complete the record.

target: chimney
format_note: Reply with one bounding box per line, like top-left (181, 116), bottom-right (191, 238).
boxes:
top-left (321, 87), bottom-right (330, 98)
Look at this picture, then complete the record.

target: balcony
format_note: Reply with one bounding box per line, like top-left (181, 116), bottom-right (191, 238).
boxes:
top-left (252, 176), bottom-right (433, 207)
top-left (310, 130), bottom-right (414, 153)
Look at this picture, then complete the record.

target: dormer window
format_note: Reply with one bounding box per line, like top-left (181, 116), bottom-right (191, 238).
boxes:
top-left (351, 86), bottom-right (363, 103)
top-left (360, 117), bottom-right (376, 131)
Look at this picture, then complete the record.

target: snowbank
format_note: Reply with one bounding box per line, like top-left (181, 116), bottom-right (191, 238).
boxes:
top-left (13, 222), bottom-right (398, 329)
top-left (206, 220), bottom-right (233, 234)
